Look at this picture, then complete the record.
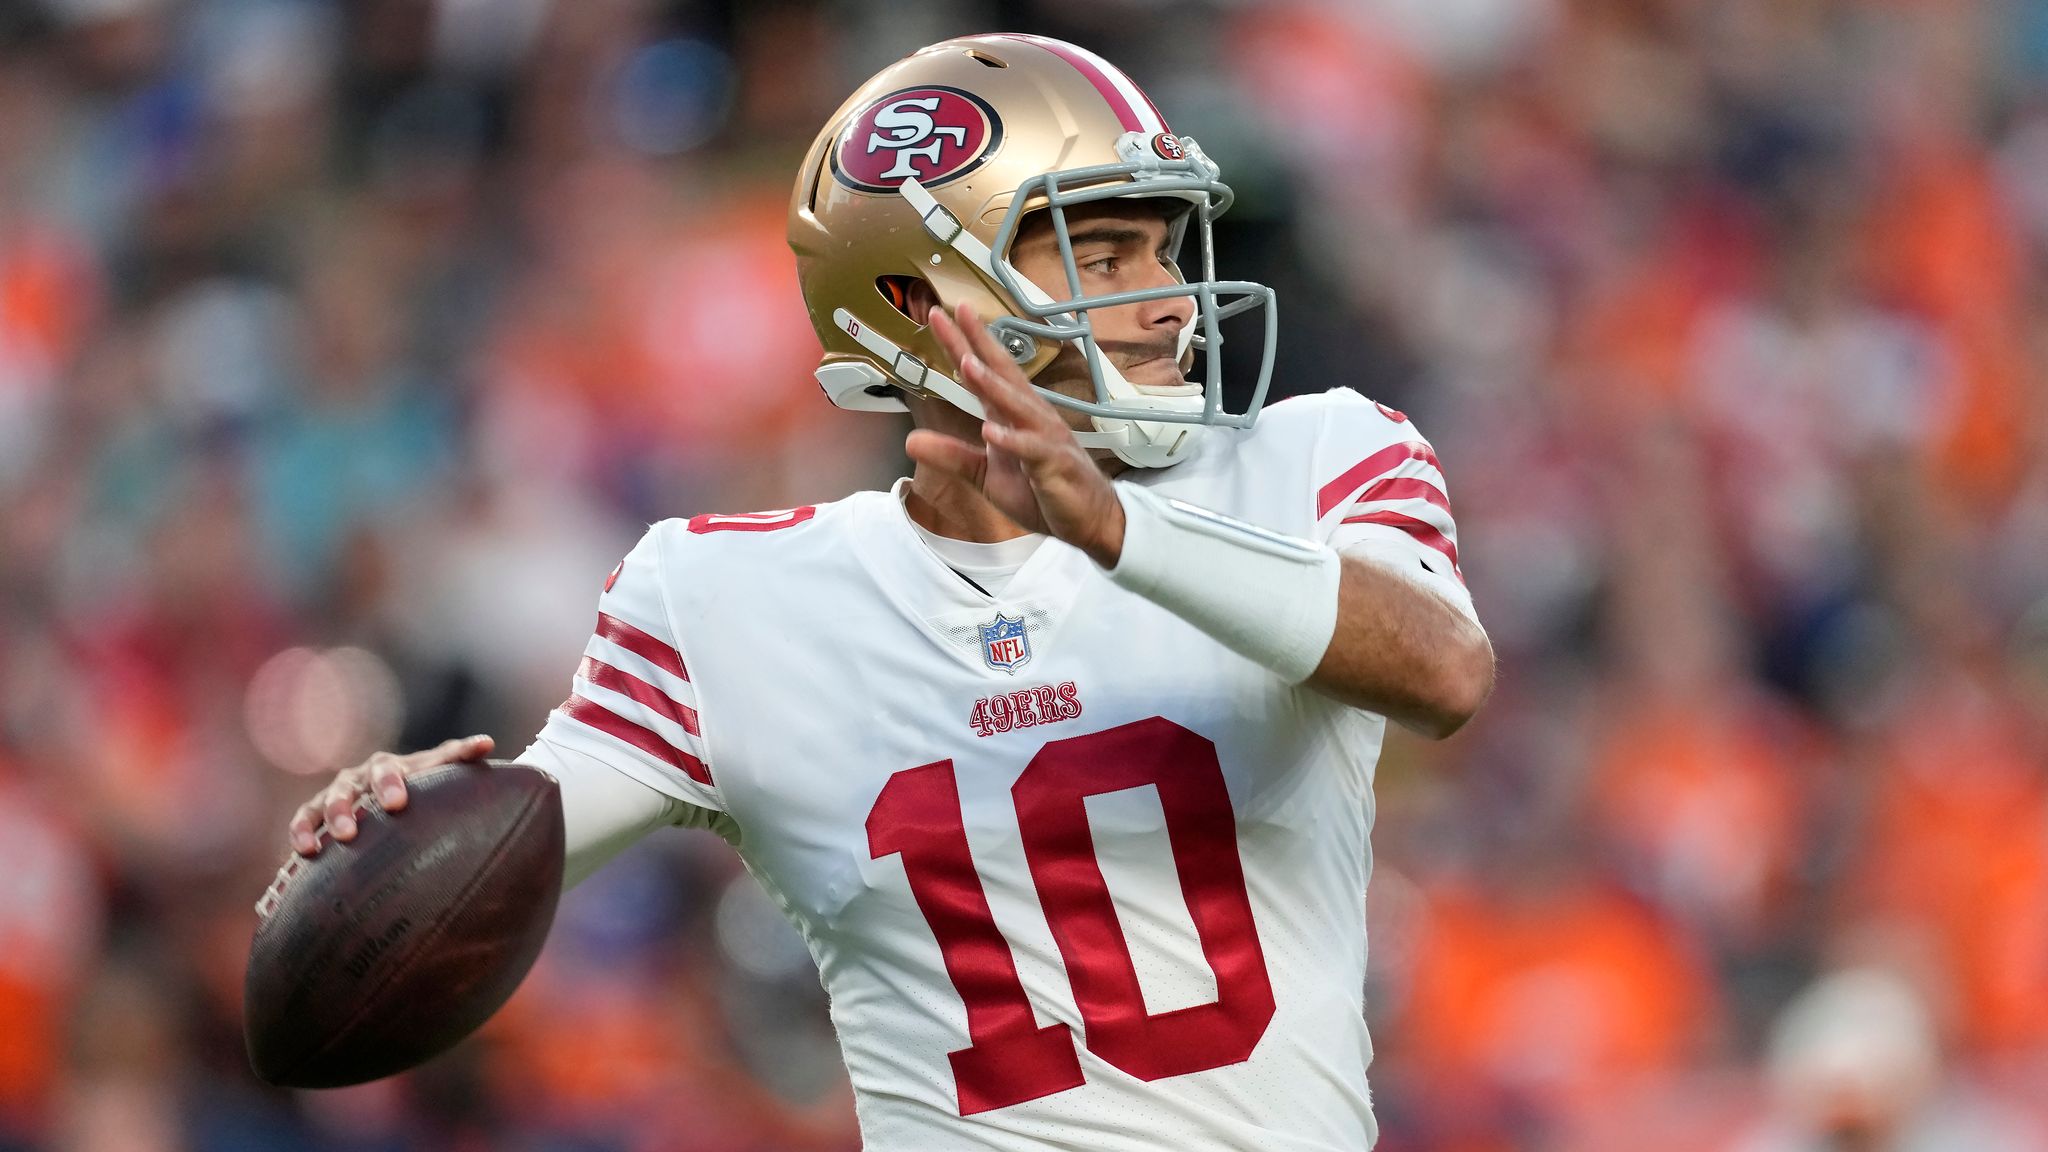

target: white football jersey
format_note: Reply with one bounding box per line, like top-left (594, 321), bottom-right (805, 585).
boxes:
top-left (530, 388), bottom-right (1474, 1152)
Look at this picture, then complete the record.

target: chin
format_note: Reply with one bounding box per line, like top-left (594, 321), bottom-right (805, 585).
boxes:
top-left (1123, 360), bottom-right (1190, 390)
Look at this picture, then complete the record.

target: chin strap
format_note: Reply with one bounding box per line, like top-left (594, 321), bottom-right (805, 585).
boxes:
top-left (899, 179), bottom-right (1008, 293)
top-left (827, 306), bottom-right (1136, 449)
top-left (830, 306), bottom-right (985, 419)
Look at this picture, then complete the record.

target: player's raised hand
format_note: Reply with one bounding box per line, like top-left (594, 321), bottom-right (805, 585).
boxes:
top-left (287, 734), bottom-right (495, 856)
top-left (910, 303), bottom-right (1126, 567)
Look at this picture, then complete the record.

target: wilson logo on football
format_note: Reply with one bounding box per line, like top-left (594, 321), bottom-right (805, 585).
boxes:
top-left (833, 85), bottom-right (1002, 194)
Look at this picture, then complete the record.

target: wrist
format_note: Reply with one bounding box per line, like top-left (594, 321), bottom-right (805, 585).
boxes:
top-left (1101, 482), bottom-right (1342, 684)
top-left (1088, 489), bottom-right (1127, 569)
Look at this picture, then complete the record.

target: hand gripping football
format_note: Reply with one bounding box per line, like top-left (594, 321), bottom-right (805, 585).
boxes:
top-left (244, 760), bottom-right (565, 1088)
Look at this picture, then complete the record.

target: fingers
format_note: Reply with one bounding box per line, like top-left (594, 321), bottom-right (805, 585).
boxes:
top-left (365, 751), bottom-right (409, 811)
top-left (932, 306), bottom-right (1062, 433)
top-left (321, 773), bottom-right (368, 844)
top-left (934, 305), bottom-right (1096, 482)
top-left (926, 306), bottom-right (975, 384)
top-left (287, 734), bottom-right (493, 855)
top-left (421, 733), bottom-right (494, 763)
top-left (411, 733), bottom-right (494, 773)
top-left (287, 797), bottom-right (327, 856)
top-left (290, 769), bottom-right (365, 856)
top-left (904, 428), bottom-right (989, 482)
top-left (375, 734), bottom-right (493, 814)
top-left (979, 416), bottom-right (1074, 465)
top-left (951, 303), bottom-right (1025, 382)
top-left (955, 350), bottom-right (1046, 429)
top-left (957, 306), bottom-right (1062, 429)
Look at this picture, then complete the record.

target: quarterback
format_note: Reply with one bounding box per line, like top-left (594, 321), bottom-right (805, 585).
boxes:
top-left (290, 33), bottom-right (1493, 1151)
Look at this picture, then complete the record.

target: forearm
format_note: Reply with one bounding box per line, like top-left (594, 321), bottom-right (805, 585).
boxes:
top-left (1306, 553), bottom-right (1494, 737)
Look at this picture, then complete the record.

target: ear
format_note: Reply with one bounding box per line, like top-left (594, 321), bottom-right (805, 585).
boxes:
top-left (904, 278), bottom-right (940, 326)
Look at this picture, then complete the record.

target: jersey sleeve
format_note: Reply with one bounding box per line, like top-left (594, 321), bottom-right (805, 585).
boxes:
top-left (1308, 389), bottom-right (1477, 619)
top-left (531, 522), bottom-right (727, 815)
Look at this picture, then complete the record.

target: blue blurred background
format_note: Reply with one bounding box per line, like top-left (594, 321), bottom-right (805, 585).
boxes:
top-left (1, 0), bottom-right (2045, 1149)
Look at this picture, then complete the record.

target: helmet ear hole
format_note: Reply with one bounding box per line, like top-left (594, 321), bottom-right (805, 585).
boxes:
top-left (876, 275), bottom-right (939, 324)
top-left (875, 276), bottom-right (914, 317)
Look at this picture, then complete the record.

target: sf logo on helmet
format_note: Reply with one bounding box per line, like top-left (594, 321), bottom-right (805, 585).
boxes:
top-left (870, 99), bottom-right (965, 178)
top-left (833, 86), bottom-right (1003, 194)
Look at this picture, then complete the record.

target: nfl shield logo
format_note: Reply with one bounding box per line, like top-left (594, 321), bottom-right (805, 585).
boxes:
top-left (978, 613), bottom-right (1032, 674)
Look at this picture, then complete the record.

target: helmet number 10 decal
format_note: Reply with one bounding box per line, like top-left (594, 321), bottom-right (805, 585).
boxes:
top-left (833, 85), bottom-right (1003, 194)
top-left (866, 717), bottom-right (1276, 1115)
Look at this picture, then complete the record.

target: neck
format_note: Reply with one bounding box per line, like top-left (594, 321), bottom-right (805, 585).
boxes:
top-left (904, 466), bottom-right (1037, 544)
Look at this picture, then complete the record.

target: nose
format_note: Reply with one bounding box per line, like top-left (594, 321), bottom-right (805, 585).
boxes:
top-left (1137, 264), bottom-right (1193, 333)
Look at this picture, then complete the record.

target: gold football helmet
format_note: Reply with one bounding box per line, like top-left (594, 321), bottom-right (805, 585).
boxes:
top-left (787, 33), bottom-right (1276, 469)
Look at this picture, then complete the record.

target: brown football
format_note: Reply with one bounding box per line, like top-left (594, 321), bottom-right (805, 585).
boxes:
top-left (243, 759), bottom-right (564, 1089)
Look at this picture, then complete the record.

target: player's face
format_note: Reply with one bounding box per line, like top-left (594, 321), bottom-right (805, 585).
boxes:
top-left (1008, 201), bottom-right (1195, 397)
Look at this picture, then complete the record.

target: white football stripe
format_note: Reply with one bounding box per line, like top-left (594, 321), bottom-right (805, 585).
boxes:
top-left (586, 633), bottom-right (699, 706)
top-left (1342, 494), bottom-right (1457, 539)
top-left (572, 674), bottom-right (708, 758)
top-left (1365, 456), bottom-right (1449, 492)
top-left (537, 716), bottom-right (720, 807)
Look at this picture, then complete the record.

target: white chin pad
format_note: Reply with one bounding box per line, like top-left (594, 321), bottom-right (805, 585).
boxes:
top-left (1097, 420), bottom-right (1205, 468)
top-left (1088, 353), bottom-right (1206, 468)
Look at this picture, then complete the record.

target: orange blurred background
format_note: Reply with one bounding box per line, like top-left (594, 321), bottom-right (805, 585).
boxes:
top-left (0, 1), bottom-right (2043, 1149)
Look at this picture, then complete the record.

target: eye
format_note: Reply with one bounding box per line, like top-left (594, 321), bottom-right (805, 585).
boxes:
top-left (1081, 255), bottom-right (1118, 275)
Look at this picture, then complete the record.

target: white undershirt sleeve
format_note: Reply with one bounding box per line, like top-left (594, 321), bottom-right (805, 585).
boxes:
top-left (517, 734), bottom-right (728, 890)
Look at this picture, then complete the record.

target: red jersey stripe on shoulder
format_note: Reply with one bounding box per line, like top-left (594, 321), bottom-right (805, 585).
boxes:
top-left (1339, 510), bottom-right (1464, 582)
top-left (563, 694), bottom-right (712, 785)
top-left (596, 612), bottom-right (688, 681)
top-left (578, 656), bottom-right (700, 736)
top-left (1346, 476), bottom-right (1452, 517)
top-left (1317, 442), bottom-right (1443, 518)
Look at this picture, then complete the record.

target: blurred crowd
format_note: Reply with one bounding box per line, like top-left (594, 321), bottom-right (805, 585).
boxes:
top-left (0, 0), bottom-right (2044, 1149)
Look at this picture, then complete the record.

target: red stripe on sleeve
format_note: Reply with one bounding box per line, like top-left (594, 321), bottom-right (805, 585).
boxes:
top-left (1316, 442), bottom-right (1443, 518)
top-left (563, 695), bottom-right (713, 785)
top-left (595, 612), bottom-right (689, 681)
top-left (1347, 476), bottom-right (1452, 517)
top-left (1338, 510), bottom-right (1464, 582)
top-left (578, 656), bottom-right (701, 736)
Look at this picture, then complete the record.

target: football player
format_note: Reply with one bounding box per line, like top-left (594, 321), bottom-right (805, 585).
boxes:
top-left (290, 33), bottom-right (1493, 1151)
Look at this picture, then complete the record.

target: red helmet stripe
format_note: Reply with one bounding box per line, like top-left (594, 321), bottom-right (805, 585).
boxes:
top-left (993, 34), bottom-right (1167, 135)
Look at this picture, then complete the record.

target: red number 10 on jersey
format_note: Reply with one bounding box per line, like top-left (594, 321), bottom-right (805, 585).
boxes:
top-left (866, 717), bottom-right (1277, 1115)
